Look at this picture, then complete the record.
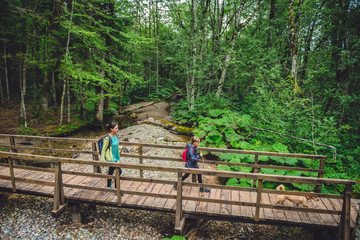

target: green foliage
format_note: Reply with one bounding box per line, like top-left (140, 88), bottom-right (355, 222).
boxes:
top-left (162, 235), bottom-right (186, 240)
top-left (19, 126), bottom-right (35, 135)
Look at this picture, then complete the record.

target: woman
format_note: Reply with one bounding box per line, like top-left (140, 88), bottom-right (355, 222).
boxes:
top-left (175, 136), bottom-right (210, 192)
top-left (100, 122), bottom-right (122, 189)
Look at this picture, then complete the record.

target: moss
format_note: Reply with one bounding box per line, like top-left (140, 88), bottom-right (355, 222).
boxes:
top-left (144, 117), bottom-right (193, 135)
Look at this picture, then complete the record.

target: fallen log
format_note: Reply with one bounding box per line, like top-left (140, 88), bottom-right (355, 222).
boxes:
top-left (139, 117), bottom-right (193, 135)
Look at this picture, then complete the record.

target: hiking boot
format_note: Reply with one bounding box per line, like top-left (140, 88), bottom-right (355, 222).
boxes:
top-left (200, 187), bottom-right (210, 192)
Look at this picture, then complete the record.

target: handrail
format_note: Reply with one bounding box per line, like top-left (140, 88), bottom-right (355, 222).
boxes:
top-left (0, 134), bottom-right (326, 159)
top-left (0, 150), bottom-right (348, 185)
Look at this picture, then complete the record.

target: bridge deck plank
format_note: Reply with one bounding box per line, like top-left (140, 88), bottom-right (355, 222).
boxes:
top-left (268, 193), bottom-right (286, 222)
top-left (261, 193), bottom-right (275, 221)
top-left (220, 189), bottom-right (232, 215)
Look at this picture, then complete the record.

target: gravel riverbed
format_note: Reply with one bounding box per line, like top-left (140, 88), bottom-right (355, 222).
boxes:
top-left (0, 124), bottom-right (315, 239)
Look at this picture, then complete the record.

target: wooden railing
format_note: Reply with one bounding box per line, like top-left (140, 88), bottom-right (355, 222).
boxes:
top-left (0, 134), bottom-right (327, 191)
top-left (0, 139), bottom-right (355, 240)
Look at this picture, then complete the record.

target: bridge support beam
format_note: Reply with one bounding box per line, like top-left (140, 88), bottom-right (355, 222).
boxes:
top-left (52, 162), bottom-right (66, 217)
top-left (175, 172), bottom-right (185, 235)
top-left (339, 184), bottom-right (352, 240)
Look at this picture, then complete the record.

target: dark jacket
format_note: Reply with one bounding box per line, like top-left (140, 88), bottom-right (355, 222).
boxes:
top-left (185, 143), bottom-right (200, 168)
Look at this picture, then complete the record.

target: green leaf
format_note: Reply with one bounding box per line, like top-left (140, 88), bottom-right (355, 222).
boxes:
top-left (226, 178), bottom-right (239, 186)
top-left (236, 114), bottom-right (251, 128)
top-left (261, 168), bottom-right (275, 174)
top-left (239, 167), bottom-right (252, 173)
top-left (206, 131), bottom-right (222, 143)
top-left (216, 141), bottom-right (228, 149)
top-left (263, 181), bottom-right (278, 189)
top-left (217, 164), bottom-right (231, 171)
top-left (209, 109), bottom-right (224, 117)
top-left (201, 125), bottom-right (217, 132)
top-left (286, 171), bottom-right (302, 177)
top-left (219, 153), bottom-right (239, 161)
top-left (194, 130), bottom-right (207, 139)
top-left (275, 170), bottom-right (286, 175)
top-left (258, 156), bottom-right (270, 162)
top-left (230, 140), bottom-right (242, 148)
top-left (224, 128), bottom-right (242, 142)
top-left (272, 143), bottom-right (289, 153)
top-left (239, 179), bottom-right (252, 187)
top-left (291, 183), bottom-right (315, 191)
top-left (213, 118), bottom-right (227, 126)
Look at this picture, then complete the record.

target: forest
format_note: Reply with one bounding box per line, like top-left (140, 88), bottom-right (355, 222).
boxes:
top-left (0, 0), bottom-right (359, 196)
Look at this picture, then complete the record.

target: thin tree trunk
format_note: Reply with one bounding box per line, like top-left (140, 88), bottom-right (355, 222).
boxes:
top-left (60, 0), bottom-right (74, 126)
top-left (94, 76), bottom-right (104, 124)
top-left (0, 77), bottom-right (4, 104)
top-left (189, 0), bottom-right (197, 111)
top-left (2, 40), bottom-right (10, 106)
top-left (51, 71), bottom-right (57, 105)
top-left (155, 0), bottom-right (159, 92)
top-left (268, 0), bottom-right (276, 44)
top-left (289, 0), bottom-right (298, 96)
top-left (19, 60), bottom-right (27, 128)
top-left (67, 77), bottom-right (70, 124)
top-left (59, 77), bottom-right (66, 126)
top-left (216, 0), bottom-right (261, 97)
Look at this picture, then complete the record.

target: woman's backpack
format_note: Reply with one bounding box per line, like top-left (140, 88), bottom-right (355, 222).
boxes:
top-left (98, 134), bottom-right (112, 155)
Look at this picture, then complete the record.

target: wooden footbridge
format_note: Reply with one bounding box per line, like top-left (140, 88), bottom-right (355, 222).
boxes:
top-left (0, 134), bottom-right (358, 239)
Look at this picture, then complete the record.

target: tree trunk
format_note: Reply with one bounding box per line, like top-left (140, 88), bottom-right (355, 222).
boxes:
top-left (19, 59), bottom-right (27, 128)
top-left (0, 77), bottom-right (4, 104)
top-left (2, 41), bottom-right (10, 106)
top-left (289, 0), bottom-right (298, 95)
top-left (268, 0), bottom-right (276, 44)
top-left (188, 0), bottom-right (197, 111)
top-left (60, 0), bottom-right (74, 126)
top-left (216, 0), bottom-right (261, 97)
top-left (40, 72), bottom-right (50, 114)
top-left (59, 77), bottom-right (67, 126)
top-left (51, 71), bottom-right (57, 106)
top-left (94, 81), bottom-right (104, 124)
top-left (155, 0), bottom-right (159, 92)
top-left (67, 77), bottom-right (70, 124)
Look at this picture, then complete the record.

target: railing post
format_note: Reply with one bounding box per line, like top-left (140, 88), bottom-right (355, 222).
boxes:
top-left (253, 154), bottom-right (259, 188)
top-left (315, 157), bottom-right (326, 193)
top-left (339, 184), bottom-right (352, 240)
top-left (254, 178), bottom-right (263, 222)
top-left (52, 162), bottom-right (65, 217)
top-left (9, 136), bottom-right (21, 165)
top-left (92, 143), bottom-right (101, 173)
top-left (48, 139), bottom-right (54, 168)
top-left (192, 174), bottom-right (197, 183)
top-left (8, 157), bottom-right (16, 192)
top-left (175, 171), bottom-right (185, 234)
top-left (139, 145), bottom-right (143, 178)
top-left (116, 167), bottom-right (122, 206)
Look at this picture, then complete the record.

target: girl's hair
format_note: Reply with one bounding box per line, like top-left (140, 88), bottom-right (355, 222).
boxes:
top-left (105, 122), bottom-right (117, 132)
top-left (191, 136), bottom-right (200, 144)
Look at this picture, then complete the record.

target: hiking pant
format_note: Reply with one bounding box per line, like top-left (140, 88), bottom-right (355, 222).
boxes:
top-left (107, 167), bottom-right (122, 188)
top-left (182, 173), bottom-right (203, 183)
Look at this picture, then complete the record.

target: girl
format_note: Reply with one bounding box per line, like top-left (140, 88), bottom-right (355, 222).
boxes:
top-left (100, 122), bottom-right (122, 189)
top-left (175, 136), bottom-right (210, 192)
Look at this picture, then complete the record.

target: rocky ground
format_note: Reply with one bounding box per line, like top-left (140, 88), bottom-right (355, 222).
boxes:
top-left (0, 123), bottom-right (324, 240)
